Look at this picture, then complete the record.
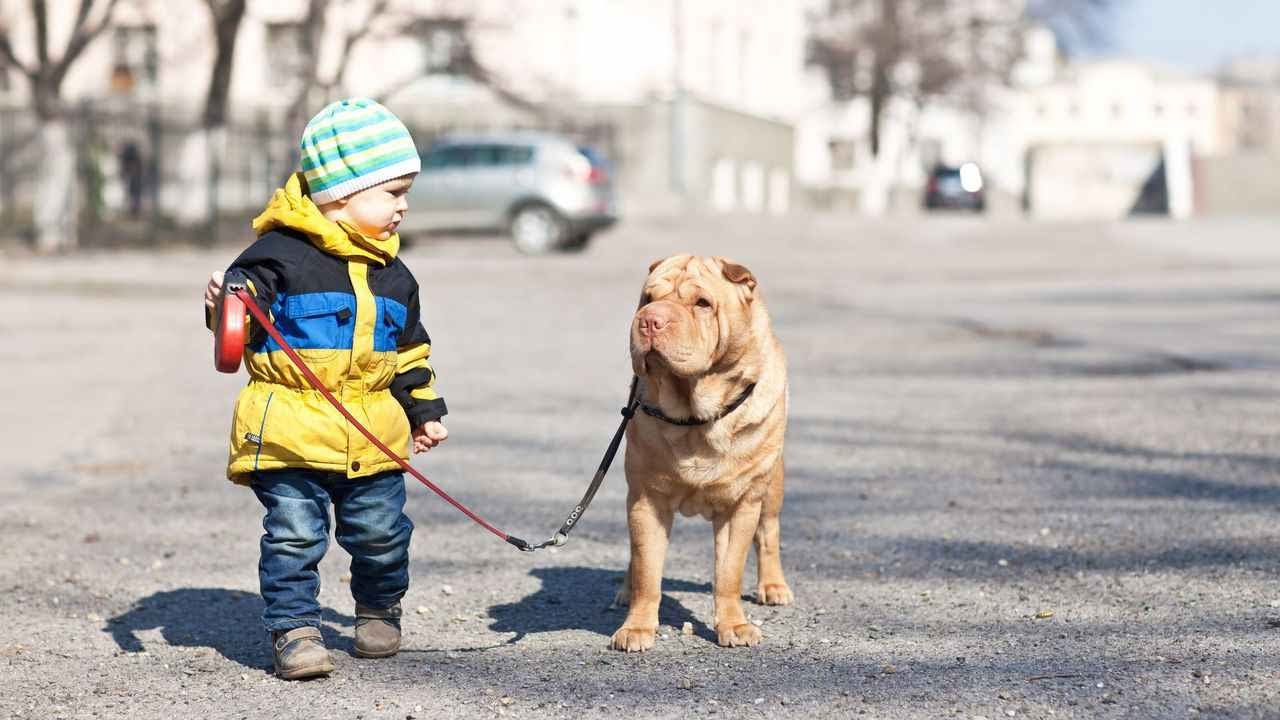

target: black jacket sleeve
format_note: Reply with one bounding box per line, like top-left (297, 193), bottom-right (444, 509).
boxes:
top-left (204, 231), bottom-right (296, 336)
top-left (389, 283), bottom-right (448, 426)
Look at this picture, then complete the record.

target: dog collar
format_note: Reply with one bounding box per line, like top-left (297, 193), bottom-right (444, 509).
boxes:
top-left (639, 383), bottom-right (757, 427)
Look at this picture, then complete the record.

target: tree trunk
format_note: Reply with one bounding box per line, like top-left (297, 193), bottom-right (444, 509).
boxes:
top-left (33, 77), bottom-right (78, 251)
top-left (858, 0), bottom-right (901, 216)
top-left (196, 0), bottom-right (247, 231)
top-left (861, 54), bottom-right (893, 216)
top-left (869, 62), bottom-right (888, 159)
top-left (869, 0), bottom-right (900, 159)
top-left (35, 118), bottom-right (79, 252)
top-left (203, 0), bottom-right (247, 129)
top-left (11, 0), bottom-right (123, 250)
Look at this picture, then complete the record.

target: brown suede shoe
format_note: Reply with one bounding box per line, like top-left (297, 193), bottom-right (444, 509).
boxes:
top-left (354, 603), bottom-right (402, 658)
top-left (272, 626), bottom-right (334, 680)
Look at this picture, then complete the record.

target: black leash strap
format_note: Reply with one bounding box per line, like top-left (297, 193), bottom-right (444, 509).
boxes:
top-left (520, 377), bottom-right (641, 551)
top-left (639, 382), bottom-right (756, 426)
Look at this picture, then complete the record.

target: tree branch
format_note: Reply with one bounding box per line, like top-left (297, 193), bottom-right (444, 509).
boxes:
top-left (0, 26), bottom-right (35, 78)
top-left (284, 0), bottom-right (330, 131)
top-left (331, 0), bottom-right (390, 88)
top-left (55, 0), bottom-right (122, 85)
top-left (31, 0), bottom-right (49, 67)
top-left (70, 0), bottom-right (95, 38)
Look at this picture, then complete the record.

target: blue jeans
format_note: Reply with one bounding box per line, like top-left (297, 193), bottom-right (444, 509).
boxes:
top-left (250, 469), bottom-right (414, 633)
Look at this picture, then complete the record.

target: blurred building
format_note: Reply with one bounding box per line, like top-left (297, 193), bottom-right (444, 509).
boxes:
top-left (2, 0), bottom-right (1276, 228)
top-left (0, 0), bottom-right (807, 220)
top-left (793, 0), bottom-right (1028, 214)
top-left (794, 15), bottom-right (1244, 221)
top-left (1216, 57), bottom-right (1280, 154)
top-left (1195, 57), bottom-right (1280, 215)
top-left (378, 0), bottom-right (808, 216)
top-left (1012, 52), bottom-right (1221, 220)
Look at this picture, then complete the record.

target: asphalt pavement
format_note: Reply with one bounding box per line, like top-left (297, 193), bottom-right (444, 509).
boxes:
top-left (2, 214), bottom-right (1279, 719)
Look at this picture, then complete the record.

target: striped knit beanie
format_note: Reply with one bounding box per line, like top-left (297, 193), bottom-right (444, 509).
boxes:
top-left (300, 98), bottom-right (421, 204)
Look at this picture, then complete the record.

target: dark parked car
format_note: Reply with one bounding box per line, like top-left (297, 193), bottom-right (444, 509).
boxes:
top-left (924, 162), bottom-right (986, 212)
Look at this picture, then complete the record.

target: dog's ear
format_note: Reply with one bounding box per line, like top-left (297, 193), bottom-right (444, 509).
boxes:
top-left (718, 257), bottom-right (757, 293)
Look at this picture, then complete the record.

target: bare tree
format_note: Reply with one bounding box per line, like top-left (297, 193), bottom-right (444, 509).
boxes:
top-left (189, 0), bottom-right (247, 237)
top-left (280, 1), bottom-right (537, 123)
top-left (808, 0), bottom-right (1120, 157)
top-left (277, 1), bottom-right (541, 159)
top-left (0, 0), bottom-right (122, 250)
top-left (283, 0), bottom-right (391, 136)
top-left (807, 0), bottom-right (1033, 158)
top-left (202, 0), bottom-right (247, 130)
top-left (370, 13), bottom-right (544, 116)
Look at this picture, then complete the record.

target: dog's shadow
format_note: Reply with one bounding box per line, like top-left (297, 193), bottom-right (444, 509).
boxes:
top-left (488, 566), bottom-right (715, 643)
top-left (106, 588), bottom-right (356, 670)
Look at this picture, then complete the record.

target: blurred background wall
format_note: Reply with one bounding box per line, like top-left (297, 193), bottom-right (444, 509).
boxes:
top-left (0, 0), bottom-right (1277, 251)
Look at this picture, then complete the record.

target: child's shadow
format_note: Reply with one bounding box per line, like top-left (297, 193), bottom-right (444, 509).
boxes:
top-left (488, 566), bottom-right (714, 643)
top-left (106, 588), bottom-right (355, 670)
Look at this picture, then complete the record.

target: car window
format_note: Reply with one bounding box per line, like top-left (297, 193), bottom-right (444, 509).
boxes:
top-left (469, 145), bottom-right (501, 166)
top-left (427, 144), bottom-right (481, 169)
top-left (496, 145), bottom-right (534, 165)
top-left (425, 142), bottom-right (534, 168)
top-left (422, 147), bottom-right (447, 169)
top-left (422, 145), bottom-right (474, 169)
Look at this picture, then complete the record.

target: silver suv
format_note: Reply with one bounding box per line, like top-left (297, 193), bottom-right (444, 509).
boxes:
top-left (402, 133), bottom-right (618, 254)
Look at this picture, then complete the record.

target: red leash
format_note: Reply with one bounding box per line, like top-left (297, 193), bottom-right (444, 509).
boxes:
top-left (216, 285), bottom-right (534, 551)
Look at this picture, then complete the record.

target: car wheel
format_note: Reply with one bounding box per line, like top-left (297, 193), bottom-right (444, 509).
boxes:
top-left (561, 232), bottom-right (591, 253)
top-left (509, 204), bottom-right (567, 255)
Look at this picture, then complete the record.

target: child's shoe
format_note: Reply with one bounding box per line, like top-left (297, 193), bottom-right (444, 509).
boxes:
top-left (272, 627), bottom-right (334, 680)
top-left (354, 603), bottom-right (402, 658)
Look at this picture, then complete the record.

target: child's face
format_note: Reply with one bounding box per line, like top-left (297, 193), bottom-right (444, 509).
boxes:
top-left (337, 174), bottom-right (415, 240)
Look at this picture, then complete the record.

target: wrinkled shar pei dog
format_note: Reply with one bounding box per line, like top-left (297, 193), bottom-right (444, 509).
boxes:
top-left (611, 254), bottom-right (792, 652)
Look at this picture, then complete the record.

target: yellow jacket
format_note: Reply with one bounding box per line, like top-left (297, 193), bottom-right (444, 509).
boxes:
top-left (219, 174), bottom-right (445, 485)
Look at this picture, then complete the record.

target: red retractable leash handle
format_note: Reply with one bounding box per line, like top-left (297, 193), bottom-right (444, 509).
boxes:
top-left (214, 291), bottom-right (248, 373)
top-left (213, 282), bottom-right (536, 551)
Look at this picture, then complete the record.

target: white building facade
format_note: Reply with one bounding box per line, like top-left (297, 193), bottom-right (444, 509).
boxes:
top-left (793, 17), bottom-right (1225, 218)
top-left (0, 0), bottom-right (810, 217)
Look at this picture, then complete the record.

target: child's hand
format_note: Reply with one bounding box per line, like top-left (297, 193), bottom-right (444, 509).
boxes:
top-left (204, 271), bottom-right (225, 313)
top-left (412, 421), bottom-right (448, 453)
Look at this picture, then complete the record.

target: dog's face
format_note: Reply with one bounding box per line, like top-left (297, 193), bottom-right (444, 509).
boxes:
top-left (631, 254), bottom-right (758, 378)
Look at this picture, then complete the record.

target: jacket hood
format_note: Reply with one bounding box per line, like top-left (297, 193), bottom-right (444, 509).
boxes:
top-left (251, 172), bottom-right (399, 265)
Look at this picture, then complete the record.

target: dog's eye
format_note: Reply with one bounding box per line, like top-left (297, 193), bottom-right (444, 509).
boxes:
top-left (695, 298), bottom-right (713, 309)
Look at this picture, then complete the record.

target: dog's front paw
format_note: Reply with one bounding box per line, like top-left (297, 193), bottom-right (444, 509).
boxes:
top-left (610, 625), bottom-right (656, 652)
top-left (716, 622), bottom-right (762, 648)
top-left (757, 582), bottom-right (793, 606)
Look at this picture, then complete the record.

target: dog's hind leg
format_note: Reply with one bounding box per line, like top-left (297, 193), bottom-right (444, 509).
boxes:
top-left (754, 460), bottom-right (793, 606)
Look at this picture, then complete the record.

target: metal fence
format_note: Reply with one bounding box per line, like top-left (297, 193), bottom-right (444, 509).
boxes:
top-left (0, 100), bottom-right (619, 249)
